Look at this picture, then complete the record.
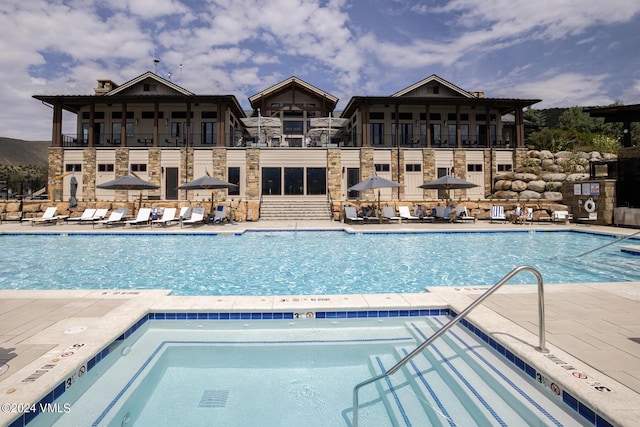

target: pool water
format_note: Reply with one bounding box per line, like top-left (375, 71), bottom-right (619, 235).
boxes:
top-left (32, 317), bottom-right (588, 427)
top-left (1, 230), bottom-right (638, 295)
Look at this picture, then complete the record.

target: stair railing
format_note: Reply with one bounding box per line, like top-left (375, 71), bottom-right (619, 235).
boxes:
top-left (351, 265), bottom-right (546, 427)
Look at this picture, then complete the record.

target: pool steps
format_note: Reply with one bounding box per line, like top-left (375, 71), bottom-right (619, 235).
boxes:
top-left (367, 320), bottom-right (581, 427)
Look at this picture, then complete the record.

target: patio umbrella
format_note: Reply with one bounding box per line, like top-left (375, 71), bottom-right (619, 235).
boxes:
top-left (69, 175), bottom-right (78, 208)
top-left (178, 175), bottom-right (238, 211)
top-left (347, 173), bottom-right (404, 216)
top-left (418, 175), bottom-right (478, 200)
top-left (96, 174), bottom-right (159, 215)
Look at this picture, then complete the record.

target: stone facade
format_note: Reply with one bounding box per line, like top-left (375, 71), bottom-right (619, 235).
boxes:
top-left (82, 148), bottom-right (96, 200)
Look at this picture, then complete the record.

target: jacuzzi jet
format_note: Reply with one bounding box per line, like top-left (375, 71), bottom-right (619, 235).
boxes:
top-left (121, 346), bottom-right (132, 356)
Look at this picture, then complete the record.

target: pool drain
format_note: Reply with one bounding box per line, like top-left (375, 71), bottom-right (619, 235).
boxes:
top-left (198, 389), bottom-right (229, 408)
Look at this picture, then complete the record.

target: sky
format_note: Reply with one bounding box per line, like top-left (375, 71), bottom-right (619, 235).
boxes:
top-left (1, 0), bottom-right (640, 141)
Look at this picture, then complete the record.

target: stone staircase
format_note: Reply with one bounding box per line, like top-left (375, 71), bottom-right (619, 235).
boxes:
top-left (258, 198), bottom-right (332, 221)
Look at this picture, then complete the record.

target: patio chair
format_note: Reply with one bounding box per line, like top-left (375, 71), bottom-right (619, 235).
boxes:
top-left (177, 207), bottom-right (191, 222)
top-left (398, 206), bottom-right (420, 222)
top-left (434, 205), bottom-right (447, 220)
top-left (94, 207), bottom-right (128, 228)
top-left (382, 206), bottom-right (401, 222)
top-left (344, 206), bottom-right (364, 224)
top-left (124, 207), bottom-right (152, 228)
top-left (87, 208), bottom-right (109, 222)
top-left (22, 207), bottom-right (63, 226)
top-left (490, 205), bottom-right (507, 223)
top-left (182, 207), bottom-right (205, 227)
top-left (524, 208), bottom-right (534, 225)
top-left (212, 205), bottom-right (227, 224)
top-left (152, 207), bottom-right (177, 227)
top-left (67, 208), bottom-right (96, 223)
top-left (455, 206), bottom-right (475, 222)
top-left (552, 210), bottom-right (573, 224)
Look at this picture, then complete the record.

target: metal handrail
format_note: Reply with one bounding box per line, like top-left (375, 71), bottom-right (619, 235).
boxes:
top-left (352, 265), bottom-right (546, 427)
top-left (327, 191), bottom-right (334, 220)
top-left (576, 229), bottom-right (640, 257)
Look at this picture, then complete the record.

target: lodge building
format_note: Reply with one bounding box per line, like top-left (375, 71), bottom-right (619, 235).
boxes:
top-left (33, 72), bottom-right (540, 216)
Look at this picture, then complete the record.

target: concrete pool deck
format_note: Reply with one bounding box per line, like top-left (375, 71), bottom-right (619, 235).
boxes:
top-left (0, 219), bottom-right (639, 426)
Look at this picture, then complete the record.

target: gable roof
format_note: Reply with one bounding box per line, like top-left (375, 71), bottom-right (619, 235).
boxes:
top-left (106, 71), bottom-right (194, 96)
top-left (248, 76), bottom-right (338, 107)
top-left (391, 74), bottom-right (475, 98)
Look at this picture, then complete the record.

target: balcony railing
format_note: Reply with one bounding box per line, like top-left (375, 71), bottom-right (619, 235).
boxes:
top-left (61, 133), bottom-right (513, 149)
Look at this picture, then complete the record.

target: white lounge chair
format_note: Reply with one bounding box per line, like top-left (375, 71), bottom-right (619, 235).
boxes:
top-left (524, 208), bottom-right (534, 225)
top-left (434, 205), bottom-right (447, 220)
top-left (94, 207), bottom-right (127, 228)
top-left (87, 208), bottom-right (109, 222)
top-left (398, 206), bottom-right (420, 221)
top-left (152, 207), bottom-right (177, 227)
top-left (413, 206), bottom-right (435, 222)
top-left (490, 205), bottom-right (506, 223)
top-left (344, 206), bottom-right (363, 224)
top-left (382, 206), bottom-right (401, 222)
top-left (67, 208), bottom-right (96, 223)
top-left (553, 210), bottom-right (573, 223)
top-left (455, 206), bottom-right (475, 222)
top-left (178, 207), bottom-right (191, 222)
top-left (22, 207), bottom-right (63, 226)
top-left (182, 207), bottom-right (205, 227)
top-left (125, 207), bottom-right (152, 228)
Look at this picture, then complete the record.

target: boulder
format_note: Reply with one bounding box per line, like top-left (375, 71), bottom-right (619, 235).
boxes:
top-left (555, 151), bottom-right (572, 158)
top-left (545, 181), bottom-right (563, 191)
top-left (543, 164), bottom-right (564, 173)
top-left (566, 173), bottom-right (590, 182)
top-left (511, 180), bottom-right (528, 191)
top-left (602, 152), bottom-right (617, 160)
top-left (494, 180), bottom-right (512, 190)
top-left (589, 151), bottom-right (602, 160)
top-left (495, 172), bottom-right (514, 180)
top-left (513, 172), bottom-right (538, 182)
top-left (543, 191), bottom-right (564, 201)
top-left (541, 173), bottom-right (567, 182)
top-left (527, 149), bottom-right (540, 158)
top-left (519, 190), bottom-right (542, 199)
top-left (527, 180), bottom-right (546, 192)
top-left (539, 150), bottom-right (554, 160)
top-left (493, 190), bottom-right (518, 199)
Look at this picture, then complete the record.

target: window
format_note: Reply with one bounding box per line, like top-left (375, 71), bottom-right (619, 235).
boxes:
top-left (429, 113), bottom-right (441, 121)
top-left (370, 123), bottom-right (384, 145)
top-left (467, 164), bottom-right (483, 172)
top-left (228, 167), bottom-right (240, 195)
top-left (98, 164), bottom-right (114, 172)
top-left (497, 164), bottom-right (513, 172)
top-left (369, 112), bottom-right (384, 120)
top-left (143, 84), bottom-right (157, 92)
top-left (262, 167), bottom-right (281, 195)
top-left (171, 122), bottom-right (181, 137)
top-left (375, 164), bottom-right (390, 172)
top-left (65, 164), bottom-right (81, 172)
top-left (131, 164), bottom-right (147, 172)
top-left (391, 112), bottom-right (413, 120)
top-left (201, 122), bottom-right (216, 144)
top-left (283, 120), bottom-right (303, 134)
top-left (460, 114), bottom-right (469, 121)
top-left (284, 168), bottom-right (304, 195)
top-left (306, 168), bottom-right (326, 195)
top-left (392, 123), bottom-right (413, 145)
top-left (141, 111), bottom-right (155, 119)
top-left (433, 85), bottom-right (439, 94)
top-left (406, 164), bottom-right (421, 172)
top-left (270, 103), bottom-right (280, 107)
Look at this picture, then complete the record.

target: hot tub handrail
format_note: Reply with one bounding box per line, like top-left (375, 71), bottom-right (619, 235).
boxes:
top-left (351, 265), bottom-right (546, 427)
top-left (576, 229), bottom-right (640, 257)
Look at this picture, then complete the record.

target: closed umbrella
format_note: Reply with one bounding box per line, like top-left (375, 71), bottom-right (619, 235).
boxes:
top-left (178, 175), bottom-right (238, 211)
top-left (418, 175), bottom-right (478, 200)
top-left (347, 173), bottom-right (404, 216)
top-left (69, 175), bottom-right (78, 208)
top-left (97, 174), bottom-right (159, 215)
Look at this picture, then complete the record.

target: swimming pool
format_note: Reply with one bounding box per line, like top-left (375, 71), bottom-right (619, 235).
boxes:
top-left (27, 314), bottom-right (599, 427)
top-left (1, 230), bottom-right (638, 295)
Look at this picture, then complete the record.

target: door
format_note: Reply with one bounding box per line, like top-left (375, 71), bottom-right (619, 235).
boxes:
top-left (466, 164), bottom-right (484, 200)
top-left (165, 167), bottom-right (178, 200)
top-left (347, 168), bottom-right (360, 199)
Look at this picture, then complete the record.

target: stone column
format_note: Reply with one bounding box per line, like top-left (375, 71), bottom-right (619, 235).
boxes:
top-left (212, 147), bottom-right (228, 200)
top-left (359, 148), bottom-right (374, 201)
top-left (115, 148), bottom-right (129, 200)
top-left (245, 148), bottom-right (260, 200)
top-left (148, 148), bottom-right (161, 198)
top-left (422, 148), bottom-right (435, 199)
top-left (83, 148), bottom-right (96, 200)
top-left (48, 148), bottom-right (64, 200)
top-left (327, 148), bottom-right (341, 202)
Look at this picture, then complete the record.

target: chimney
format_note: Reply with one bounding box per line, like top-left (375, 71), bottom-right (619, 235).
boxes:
top-left (94, 79), bottom-right (118, 96)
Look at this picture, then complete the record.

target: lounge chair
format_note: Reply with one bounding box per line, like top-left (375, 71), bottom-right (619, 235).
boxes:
top-left (413, 206), bottom-right (435, 223)
top-left (360, 206), bottom-right (380, 223)
top-left (152, 207), bottom-right (177, 227)
top-left (434, 205), bottom-right (447, 220)
top-left (524, 208), bottom-right (534, 225)
top-left (87, 208), bottom-right (109, 222)
top-left (382, 206), bottom-right (401, 222)
top-left (344, 206), bottom-right (364, 224)
top-left (455, 206), bottom-right (475, 222)
top-left (398, 206), bottom-right (420, 222)
top-left (67, 208), bottom-right (96, 223)
top-left (22, 207), bottom-right (64, 226)
top-left (124, 207), bottom-right (152, 228)
top-left (212, 205), bottom-right (227, 224)
top-left (178, 207), bottom-right (191, 222)
top-left (552, 210), bottom-right (573, 224)
top-left (94, 207), bottom-right (128, 228)
top-left (182, 207), bottom-right (205, 227)
top-left (490, 205), bottom-right (507, 223)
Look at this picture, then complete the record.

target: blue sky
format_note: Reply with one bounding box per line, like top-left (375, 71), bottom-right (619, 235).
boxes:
top-left (2, 0), bottom-right (640, 140)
